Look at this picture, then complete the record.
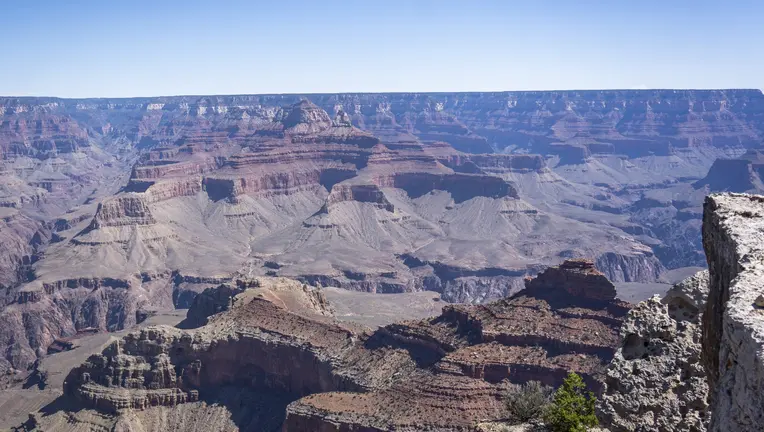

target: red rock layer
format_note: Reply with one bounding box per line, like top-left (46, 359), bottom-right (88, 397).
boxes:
top-left (116, 100), bottom-right (520, 207)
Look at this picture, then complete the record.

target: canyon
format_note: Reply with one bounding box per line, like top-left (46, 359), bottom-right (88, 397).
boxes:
top-left (8, 196), bottom-right (757, 432)
top-left (15, 260), bottom-right (629, 431)
top-left (2, 90), bottom-right (764, 430)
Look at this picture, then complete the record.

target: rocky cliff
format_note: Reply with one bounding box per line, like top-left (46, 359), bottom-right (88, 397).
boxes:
top-left (599, 193), bottom-right (764, 432)
top-left (283, 259), bottom-right (631, 431)
top-left (701, 194), bottom-right (764, 431)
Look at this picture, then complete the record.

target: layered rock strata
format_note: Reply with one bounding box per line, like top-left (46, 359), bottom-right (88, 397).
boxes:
top-left (2, 90), bottom-right (757, 390)
top-left (283, 260), bottom-right (630, 430)
top-left (63, 277), bottom-right (413, 415)
top-left (58, 262), bottom-right (629, 431)
top-left (41, 99), bottom-right (655, 306)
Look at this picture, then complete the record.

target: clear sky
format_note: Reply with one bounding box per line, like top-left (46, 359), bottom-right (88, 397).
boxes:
top-left (1, 0), bottom-right (762, 98)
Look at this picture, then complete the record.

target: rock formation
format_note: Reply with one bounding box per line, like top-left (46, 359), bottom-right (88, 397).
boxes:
top-left (701, 193), bottom-right (764, 431)
top-left (46, 261), bottom-right (629, 431)
top-left (524, 258), bottom-right (617, 301)
top-left (181, 277), bottom-right (333, 329)
top-left (599, 193), bottom-right (764, 432)
top-left (2, 90), bottom-right (763, 384)
top-left (599, 270), bottom-right (710, 431)
top-left (694, 150), bottom-right (764, 193)
top-left (281, 260), bottom-right (630, 431)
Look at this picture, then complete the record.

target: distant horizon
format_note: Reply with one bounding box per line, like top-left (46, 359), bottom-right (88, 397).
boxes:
top-left (2, 87), bottom-right (763, 101)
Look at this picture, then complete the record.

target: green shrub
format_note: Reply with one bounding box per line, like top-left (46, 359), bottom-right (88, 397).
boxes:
top-left (504, 380), bottom-right (552, 423)
top-left (543, 372), bottom-right (598, 432)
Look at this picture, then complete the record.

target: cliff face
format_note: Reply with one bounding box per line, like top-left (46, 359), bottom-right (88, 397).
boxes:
top-left (601, 193), bottom-right (764, 432)
top-left (0, 273), bottom-right (176, 383)
top-left (4, 90), bottom-right (763, 155)
top-left (701, 194), bottom-right (764, 431)
top-left (0, 209), bottom-right (41, 292)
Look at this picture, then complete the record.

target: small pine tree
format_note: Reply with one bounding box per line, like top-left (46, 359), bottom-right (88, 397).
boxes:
top-left (543, 372), bottom-right (598, 432)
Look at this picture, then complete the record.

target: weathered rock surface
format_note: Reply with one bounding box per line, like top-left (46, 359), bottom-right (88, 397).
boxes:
top-left (525, 258), bottom-right (617, 301)
top-left (701, 193), bottom-right (764, 431)
top-left (599, 270), bottom-right (710, 431)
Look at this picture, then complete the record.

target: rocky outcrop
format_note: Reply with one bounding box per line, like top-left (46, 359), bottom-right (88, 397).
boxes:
top-left (694, 151), bottom-right (764, 193)
top-left (63, 279), bottom-right (399, 414)
top-left (87, 195), bottom-right (156, 229)
top-left (595, 252), bottom-right (664, 283)
top-left (701, 193), bottom-right (764, 431)
top-left (524, 258), bottom-right (617, 301)
top-left (326, 184), bottom-right (395, 212)
top-left (282, 100), bottom-right (334, 135)
top-left (550, 143), bottom-right (591, 165)
top-left (599, 270), bottom-right (710, 431)
top-left (380, 171), bottom-right (519, 202)
top-left (281, 261), bottom-right (630, 430)
top-left (181, 277), bottom-right (332, 329)
top-left (181, 283), bottom-right (247, 328)
top-left (56, 267), bottom-right (628, 431)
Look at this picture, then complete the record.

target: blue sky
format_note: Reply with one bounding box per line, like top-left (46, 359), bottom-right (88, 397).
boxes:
top-left (1, 0), bottom-right (762, 97)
